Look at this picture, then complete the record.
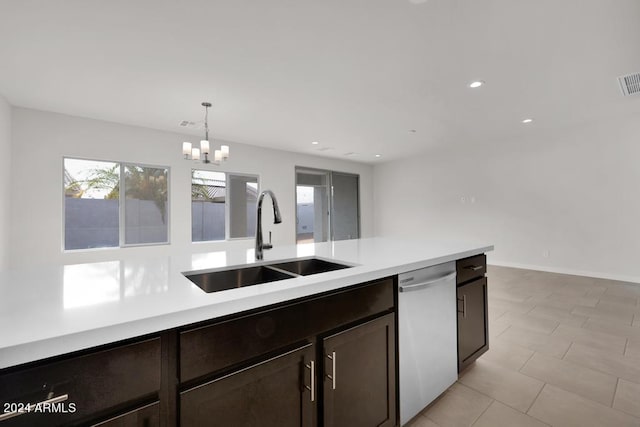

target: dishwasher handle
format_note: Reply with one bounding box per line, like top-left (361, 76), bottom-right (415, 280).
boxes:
top-left (399, 272), bottom-right (456, 293)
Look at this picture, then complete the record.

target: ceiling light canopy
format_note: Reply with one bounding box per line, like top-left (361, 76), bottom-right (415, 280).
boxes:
top-left (182, 102), bottom-right (229, 164)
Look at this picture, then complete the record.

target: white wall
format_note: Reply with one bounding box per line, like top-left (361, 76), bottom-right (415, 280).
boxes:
top-left (10, 108), bottom-right (373, 268)
top-left (0, 96), bottom-right (11, 270)
top-left (374, 112), bottom-right (640, 283)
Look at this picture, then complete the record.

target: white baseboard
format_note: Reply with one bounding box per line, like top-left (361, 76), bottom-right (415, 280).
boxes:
top-left (488, 260), bottom-right (640, 285)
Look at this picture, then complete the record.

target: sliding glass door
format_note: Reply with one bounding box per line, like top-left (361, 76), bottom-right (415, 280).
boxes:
top-left (295, 168), bottom-right (359, 243)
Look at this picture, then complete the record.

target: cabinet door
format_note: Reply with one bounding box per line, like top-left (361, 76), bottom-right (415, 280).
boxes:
top-left (457, 277), bottom-right (489, 371)
top-left (322, 314), bottom-right (396, 427)
top-left (180, 343), bottom-right (316, 427)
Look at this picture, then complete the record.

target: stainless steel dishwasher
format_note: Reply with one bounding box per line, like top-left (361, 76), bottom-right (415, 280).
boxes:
top-left (398, 261), bottom-right (458, 426)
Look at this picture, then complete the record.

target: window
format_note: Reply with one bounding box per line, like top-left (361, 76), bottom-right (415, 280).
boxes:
top-left (64, 158), bottom-right (169, 250)
top-left (191, 170), bottom-right (258, 242)
top-left (191, 170), bottom-right (226, 242)
top-left (228, 174), bottom-right (258, 239)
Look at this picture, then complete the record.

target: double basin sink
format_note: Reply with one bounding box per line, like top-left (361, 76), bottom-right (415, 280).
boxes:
top-left (184, 257), bottom-right (353, 293)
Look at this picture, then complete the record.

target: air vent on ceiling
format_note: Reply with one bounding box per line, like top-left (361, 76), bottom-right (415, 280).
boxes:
top-left (178, 120), bottom-right (199, 128)
top-left (618, 73), bottom-right (640, 96)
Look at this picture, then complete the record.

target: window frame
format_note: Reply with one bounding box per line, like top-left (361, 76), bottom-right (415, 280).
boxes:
top-left (62, 156), bottom-right (171, 252)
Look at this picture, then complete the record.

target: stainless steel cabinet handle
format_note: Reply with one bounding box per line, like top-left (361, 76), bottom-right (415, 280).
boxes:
top-left (326, 351), bottom-right (336, 390)
top-left (399, 272), bottom-right (457, 293)
top-left (304, 360), bottom-right (315, 402)
top-left (465, 265), bottom-right (483, 271)
top-left (462, 295), bottom-right (467, 319)
top-left (0, 394), bottom-right (69, 422)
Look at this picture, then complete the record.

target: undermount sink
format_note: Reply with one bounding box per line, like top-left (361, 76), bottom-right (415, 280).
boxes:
top-left (184, 265), bottom-right (295, 293)
top-left (184, 257), bottom-right (353, 293)
top-left (268, 258), bottom-right (351, 276)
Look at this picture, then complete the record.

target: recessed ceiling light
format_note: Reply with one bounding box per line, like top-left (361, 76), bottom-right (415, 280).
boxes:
top-left (521, 118), bottom-right (533, 124)
top-left (375, 154), bottom-right (382, 158)
top-left (311, 141), bottom-right (319, 145)
top-left (469, 81), bottom-right (484, 88)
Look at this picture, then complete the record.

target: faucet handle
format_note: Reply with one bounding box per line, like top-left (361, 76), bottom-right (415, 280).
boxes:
top-left (262, 231), bottom-right (273, 250)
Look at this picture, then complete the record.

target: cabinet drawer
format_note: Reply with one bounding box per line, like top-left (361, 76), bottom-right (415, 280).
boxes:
top-left (0, 338), bottom-right (161, 427)
top-left (91, 402), bottom-right (160, 427)
top-left (456, 254), bottom-right (486, 284)
top-left (180, 278), bottom-right (394, 383)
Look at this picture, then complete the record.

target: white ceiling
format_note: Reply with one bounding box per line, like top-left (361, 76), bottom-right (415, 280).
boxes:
top-left (1, 0), bottom-right (639, 163)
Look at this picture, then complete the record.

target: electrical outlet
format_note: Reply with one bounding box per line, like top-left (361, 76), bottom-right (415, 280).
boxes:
top-left (543, 250), bottom-right (550, 258)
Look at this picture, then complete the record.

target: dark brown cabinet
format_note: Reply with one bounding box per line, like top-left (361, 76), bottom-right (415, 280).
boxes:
top-left (322, 314), bottom-right (396, 427)
top-left (456, 255), bottom-right (489, 372)
top-left (180, 343), bottom-right (316, 427)
top-left (178, 277), bottom-right (397, 427)
top-left (0, 338), bottom-right (161, 427)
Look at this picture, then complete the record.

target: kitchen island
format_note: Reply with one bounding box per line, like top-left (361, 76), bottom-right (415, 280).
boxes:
top-left (0, 237), bottom-right (492, 426)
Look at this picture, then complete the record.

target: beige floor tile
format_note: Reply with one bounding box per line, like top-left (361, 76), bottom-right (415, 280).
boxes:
top-left (595, 301), bottom-right (640, 316)
top-left (553, 274), bottom-right (599, 287)
top-left (528, 305), bottom-right (588, 327)
top-left (552, 324), bottom-right (627, 354)
top-left (488, 319), bottom-right (510, 339)
top-left (458, 359), bottom-right (543, 412)
top-left (520, 352), bottom-right (617, 406)
top-left (583, 318), bottom-right (640, 341)
top-left (491, 289), bottom-right (532, 303)
top-left (604, 282), bottom-right (640, 299)
top-left (614, 379), bottom-right (640, 419)
top-left (488, 307), bottom-right (507, 322)
top-left (500, 326), bottom-right (572, 358)
top-left (480, 338), bottom-right (534, 371)
top-left (564, 343), bottom-right (640, 383)
top-left (572, 305), bottom-right (634, 325)
top-left (625, 338), bottom-right (640, 359)
top-left (497, 311), bottom-right (559, 334)
top-left (421, 383), bottom-right (492, 427)
top-left (488, 298), bottom-right (537, 315)
top-left (528, 384), bottom-right (640, 427)
top-left (527, 295), bottom-right (576, 311)
top-left (546, 293), bottom-right (599, 307)
top-left (598, 293), bottom-right (639, 307)
top-left (473, 401), bottom-right (548, 427)
top-left (551, 284), bottom-right (590, 297)
top-left (586, 286), bottom-right (608, 298)
top-left (405, 414), bottom-right (441, 427)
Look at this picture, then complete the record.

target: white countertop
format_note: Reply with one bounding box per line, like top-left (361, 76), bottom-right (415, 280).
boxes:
top-left (0, 237), bottom-right (492, 369)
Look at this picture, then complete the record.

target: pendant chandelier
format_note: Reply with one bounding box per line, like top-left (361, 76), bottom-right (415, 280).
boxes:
top-left (182, 102), bottom-right (229, 164)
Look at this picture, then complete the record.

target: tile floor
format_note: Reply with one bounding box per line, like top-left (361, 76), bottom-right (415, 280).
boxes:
top-left (407, 265), bottom-right (640, 427)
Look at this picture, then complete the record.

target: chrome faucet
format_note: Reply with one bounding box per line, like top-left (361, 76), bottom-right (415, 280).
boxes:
top-left (255, 190), bottom-right (282, 260)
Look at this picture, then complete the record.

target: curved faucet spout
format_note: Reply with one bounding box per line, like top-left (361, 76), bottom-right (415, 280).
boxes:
top-left (256, 190), bottom-right (282, 260)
